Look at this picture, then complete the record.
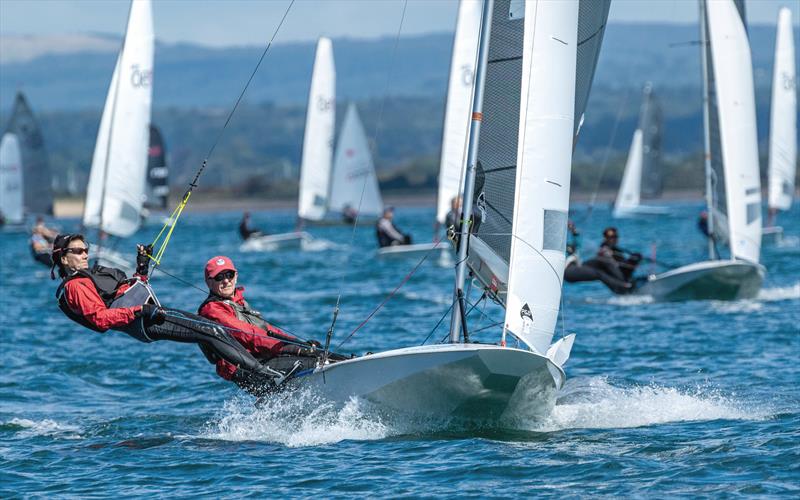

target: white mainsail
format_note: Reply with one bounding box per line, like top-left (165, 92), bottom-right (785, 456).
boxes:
top-left (83, 0), bottom-right (154, 238)
top-left (298, 37), bottom-right (336, 222)
top-left (613, 129), bottom-right (644, 215)
top-left (704, 0), bottom-right (761, 263)
top-left (328, 104), bottom-right (383, 217)
top-left (0, 133), bottom-right (24, 224)
top-left (436, 0), bottom-right (481, 224)
top-left (767, 7), bottom-right (796, 213)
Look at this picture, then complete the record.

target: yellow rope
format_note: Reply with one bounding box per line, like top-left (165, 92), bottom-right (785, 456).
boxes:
top-left (148, 191), bottom-right (192, 266)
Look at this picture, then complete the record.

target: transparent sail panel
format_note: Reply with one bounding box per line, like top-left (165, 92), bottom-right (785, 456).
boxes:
top-left (6, 93), bottom-right (53, 215)
top-left (573, 0), bottom-right (611, 138)
top-left (639, 85), bottom-right (664, 198)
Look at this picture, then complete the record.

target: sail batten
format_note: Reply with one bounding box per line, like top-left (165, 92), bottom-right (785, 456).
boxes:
top-left (84, 0), bottom-right (154, 238)
top-left (298, 38), bottom-right (336, 221)
top-left (767, 8), bottom-right (796, 212)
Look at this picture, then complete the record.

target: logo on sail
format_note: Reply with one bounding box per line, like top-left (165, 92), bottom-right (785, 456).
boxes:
top-left (520, 303), bottom-right (533, 334)
top-left (130, 65), bottom-right (152, 88)
top-left (476, 191), bottom-right (487, 222)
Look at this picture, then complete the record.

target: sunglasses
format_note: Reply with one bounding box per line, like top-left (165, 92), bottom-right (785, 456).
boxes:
top-left (65, 247), bottom-right (89, 256)
top-left (212, 270), bottom-right (236, 282)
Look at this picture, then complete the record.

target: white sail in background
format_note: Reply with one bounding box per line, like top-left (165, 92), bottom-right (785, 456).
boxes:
top-left (705, 0), bottom-right (761, 263)
top-left (328, 104), bottom-right (383, 217)
top-left (84, 0), bottom-right (154, 238)
top-left (503, 1), bottom-right (578, 355)
top-left (768, 7), bottom-right (796, 212)
top-left (613, 129), bottom-right (643, 215)
top-left (0, 133), bottom-right (24, 224)
top-left (298, 37), bottom-right (336, 221)
top-left (436, 0), bottom-right (481, 224)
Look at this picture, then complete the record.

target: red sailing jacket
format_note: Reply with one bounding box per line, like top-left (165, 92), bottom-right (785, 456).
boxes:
top-left (62, 278), bottom-right (142, 331)
top-left (198, 287), bottom-right (296, 380)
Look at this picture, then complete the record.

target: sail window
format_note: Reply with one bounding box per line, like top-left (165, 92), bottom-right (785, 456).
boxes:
top-left (543, 209), bottom-right (568, 251)
top-left (508, 0), bottom-right (524, 20)
top-left (746, 202), bottom-right (759, 224)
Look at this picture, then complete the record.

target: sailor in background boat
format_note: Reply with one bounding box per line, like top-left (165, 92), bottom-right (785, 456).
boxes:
top-left (342, 204), bottom-right (358, 225)
top-left (596, 227), bottom-right (642, 283)
top-left (52, 234), bottom-right (282, 390)
top-left (444, 197), bottom-right (461, 232)
top-left (198, 255), bottom-right (335, 393)
top-left (30, 216), bottom-right (57, 266)
top-left (564, 224), bottom-right (640, 294)
top-left (376, 206), bottom-right (412, 247)
top-left (238, 212), bottom-right (264, 241)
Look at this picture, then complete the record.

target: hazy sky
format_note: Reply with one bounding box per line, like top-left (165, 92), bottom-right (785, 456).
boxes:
top-left (1, 0), bottom-right (798, 47)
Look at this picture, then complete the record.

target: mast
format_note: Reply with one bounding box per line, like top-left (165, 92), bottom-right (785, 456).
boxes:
top-left (698, 0), bottom-right (716, 260)
top-left (449, 0), bottom-right (493, 344)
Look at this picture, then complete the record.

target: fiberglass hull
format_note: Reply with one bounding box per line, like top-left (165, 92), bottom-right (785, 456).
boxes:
top-left (293, 344), bottom-right (564, 422)
top-left (635, 259), bottom-right (764, 301)
top-left (239, 232), bottom-right (313, 252)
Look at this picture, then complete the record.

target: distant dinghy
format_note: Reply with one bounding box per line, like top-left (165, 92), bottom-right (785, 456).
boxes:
top-left (612, 83), bottom-right (670, 218)
top-left (635, 0), bottom-right (764, 301)
top-left (377, 0), bottom-right (481, 259)
top-left (83, 0), bottom-right (154, 270)
top-left (293, 0), bottom-right (610, 423)
top-left (764, 7), bottom-right (796, 244)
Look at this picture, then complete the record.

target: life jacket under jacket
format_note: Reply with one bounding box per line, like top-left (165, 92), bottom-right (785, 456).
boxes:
top-left (199, 291), bottom-right (271, 332)
top-left (56, 265), bottom-right (130, 333)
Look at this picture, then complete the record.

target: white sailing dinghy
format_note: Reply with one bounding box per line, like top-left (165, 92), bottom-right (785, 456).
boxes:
top-left (377, 0), bottom-right (481, 259)
top-left (0, 133), bottom-right (24, 228)
top-left (636, 0), bottom-right (764, 301)
top-left (83, 0), bottom-right (154, 271)
top-left (763, 7), bottom-right (796, 245)
top-left (612, 83), bottom-right (670, 218)
top-left (292, 0), bottom-right (610, 422)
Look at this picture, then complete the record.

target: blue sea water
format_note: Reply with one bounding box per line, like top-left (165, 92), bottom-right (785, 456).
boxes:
top-left (1, 202), bottom-right (798, 497)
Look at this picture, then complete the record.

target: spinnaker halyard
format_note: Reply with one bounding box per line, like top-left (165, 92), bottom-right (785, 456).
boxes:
top-left (293, 0), bottom-right (610, 422)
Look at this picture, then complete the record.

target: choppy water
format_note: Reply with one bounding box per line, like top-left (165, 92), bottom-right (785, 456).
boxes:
top-left (1, 202), bottom-right (798, 496)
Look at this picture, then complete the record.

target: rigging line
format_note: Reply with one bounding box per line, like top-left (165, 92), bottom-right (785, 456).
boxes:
top-left (420, 301), bottom-right (455, 346)
top-left (335, 236), bottom-right (441, 350)
top-left (581, 86), bottom-right (631, 224)
top-left (148, 0), bottom-right (295, 262)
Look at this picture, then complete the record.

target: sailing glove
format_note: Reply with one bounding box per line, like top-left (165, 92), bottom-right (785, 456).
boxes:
top-left (140, 304), bottom-right (166, 325)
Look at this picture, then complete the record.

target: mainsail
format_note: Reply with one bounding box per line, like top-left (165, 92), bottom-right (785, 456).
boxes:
top-left (614, 129), bottom-right (644, 213)
top-left (4, 92), bottom-right (53, 215)
top-left (467, 0), bottom-right (607, 354)
top-left (83, 0), bottom-right (154, 238)
top-left (144, 125), bottom-right (169, 210)
top-left (436, 0), bottom-right (481, 224)
top-left (702, 0), bottom-right (761, 263)
top-left (298, 37), bottom-right (336, 222)
top-left (767, 7), bottom-right (796, 213)
top-left (0, 133), bottom-right (24, 224)
top-left (327, 104), bottom-right (383, 217)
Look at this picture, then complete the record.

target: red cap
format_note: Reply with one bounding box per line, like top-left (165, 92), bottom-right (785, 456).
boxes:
top-left (205, 255), bottom-right (236, 279)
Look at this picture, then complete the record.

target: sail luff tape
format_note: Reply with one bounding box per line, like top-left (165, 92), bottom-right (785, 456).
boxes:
top-left (472, 112), bottom-right (483, 122)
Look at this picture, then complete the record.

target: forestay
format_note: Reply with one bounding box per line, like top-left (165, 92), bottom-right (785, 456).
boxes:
top-left (704, 0), bottom-right (761, 263)
top-left (84, 0), bottom-right (154, 238)
top-left (5, 93), bottom-right (53, 215)
top-left (436, 0), bottom-right (481, 224)
top-left (298, 37), bottom-right (336, 221)
top-left (328, 104), bottom-right (383, 217)
top-left (0, 133), bottom-right (24, 224)
top-left (768, 8), bottom-right (796, 212)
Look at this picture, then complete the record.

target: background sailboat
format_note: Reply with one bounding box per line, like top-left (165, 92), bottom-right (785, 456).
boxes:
top-left (144, 124), bottom-right (169, 212)
top-left (0, 133), bottom-right (24, 227)
top-left (291, 0), bottom-right (609, 423)
top-left (82, 0), bottom-right (153, 269)
top-left (3, 92), bottom-right (53, 219)
top-left (763, 7), bottom-right (796, 244)
top-left (613, 83), bottom-right (669, 218)
top-left (635, 0), bottom-right (764, 301)
top-left (377, 0), bottom-right (481, 259)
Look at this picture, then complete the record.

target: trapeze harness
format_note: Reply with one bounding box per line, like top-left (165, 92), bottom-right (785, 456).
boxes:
top-left (56, 267), bottom-right (283, 385)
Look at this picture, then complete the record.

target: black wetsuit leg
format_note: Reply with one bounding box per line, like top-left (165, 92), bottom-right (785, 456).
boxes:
top-left (566, 262), bottom-right (632, 294)
top-left (144, 308), bottom-right (271, 378)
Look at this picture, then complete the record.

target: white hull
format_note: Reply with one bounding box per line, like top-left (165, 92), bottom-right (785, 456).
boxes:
top-left (636, 259), bottom-right (764, 301)
top-left (239, 232), bottom-right (313, 252)
top-left (376, 242), bottom-right (449, 259)
top-left (294, 344), bottom-right (566, 422)
top-left (612, 204), bottom-right (671, 218)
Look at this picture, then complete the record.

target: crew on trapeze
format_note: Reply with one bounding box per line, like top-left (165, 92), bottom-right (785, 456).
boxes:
top-left (239, 212), bottom-right (264, 241)
top-left (376, 206), bottom-right (412, 247)
top-left (30, 216), bottom-right (58, 267)
top-left (50, 234), bottom-right (289, 392)
top-left (197, 255), bottom-right (341, 392)
top-left (564, 225), bottom-right (642, 294)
